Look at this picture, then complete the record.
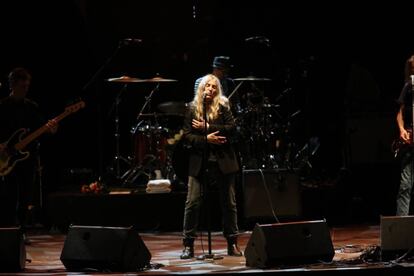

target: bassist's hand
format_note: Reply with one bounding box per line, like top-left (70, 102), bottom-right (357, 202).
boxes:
top-left (47, 119), bottom-right (58, 134)
top-left (400, 128), bottom-right (411, 143)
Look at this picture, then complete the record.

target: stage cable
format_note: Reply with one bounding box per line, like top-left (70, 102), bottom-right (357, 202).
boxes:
top-left (259, 169), bottom-right (280, 223)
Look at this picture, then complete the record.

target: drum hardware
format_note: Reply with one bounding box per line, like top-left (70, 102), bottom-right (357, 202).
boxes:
top-left (143, 76), bottom-right (178, 83)
top-left (229, 82), bottom-right (301, 170)
top-left (233, 84), bottom-right (291, 170)
top-left (130, 113), bottom-right (170, 135)
top-left (106, 74), bottom-right (159, 182)
top-left (271, 109), bottom-right (303, 170)
top-left (233, 76), bottom-right (272, 81)
top-left (121, 154), bottom-right (158, 188)
top-left (227, 80), bottom-right (244, 101)
top-left (274, 87), bottom-right (292, 103)
top-left (294, 136), bottom-right (320, 171)
top-left (236, 109), bottom-right (281, 170)
top-left (106, 83), bottom-right (132, 181)
top-left (244, 36), bottom-right (271, 47)
top-left (134, 75), bottom-right (177, 121)
top-left (228, 76), bottom-right (271, 101)
top-left (123, 126), bottom-right (185, 187)
top-left (106, 75), bottom-right (177, 83)
top-left (82, 40), bottom-right (136, 178)
top-left (119, 77), bottom-right (179, 187)
top-left (157, 101), bottom-right (187, 114)
top-left (106, 76), bottom-right (147, 83)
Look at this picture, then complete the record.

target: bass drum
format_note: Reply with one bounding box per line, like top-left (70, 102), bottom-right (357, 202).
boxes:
top-left (133, 126), bottom-right (167, 166)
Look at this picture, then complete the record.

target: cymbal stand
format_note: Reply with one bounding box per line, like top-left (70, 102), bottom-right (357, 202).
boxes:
top-left (227, 80), bottom-right (244, 100)
top-left (136, 84), bottom-right (159, 123)
top-left (82, 39), bottom-right (127, 176)
top-left (131, 83), bottom-right (160, 135)
top-left (111, 84), bottom-right (132, 181)
top-left (123, 83), bottom-right (160, 187)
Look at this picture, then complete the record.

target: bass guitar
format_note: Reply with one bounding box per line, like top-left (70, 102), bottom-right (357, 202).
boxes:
top-left (0, 100), bottom-right (85, 176)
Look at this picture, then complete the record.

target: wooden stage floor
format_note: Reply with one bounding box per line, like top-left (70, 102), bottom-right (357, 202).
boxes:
top-left (6, 224), bottom-right (414, 275)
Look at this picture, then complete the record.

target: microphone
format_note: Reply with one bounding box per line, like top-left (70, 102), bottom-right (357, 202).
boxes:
top-left (120, 38), bottom-right (143, 46)
top-left (203, 91), bottom-right (208, 100)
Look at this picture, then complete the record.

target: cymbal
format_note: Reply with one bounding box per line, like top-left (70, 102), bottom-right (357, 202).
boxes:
top-left (106, 76), bottom-right (146, 83)
top-left (233, 76), bottom-right (272, 81)
top-left (158, 101), bottom-right (187, 114)
top-left (144, 76), bottom-right (177, 82)
top-left (138, 112), bottom-right (184, 117)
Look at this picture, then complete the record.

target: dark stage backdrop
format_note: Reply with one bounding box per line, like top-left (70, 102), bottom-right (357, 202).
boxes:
top-left (0, 1), bottom-right (413, 221)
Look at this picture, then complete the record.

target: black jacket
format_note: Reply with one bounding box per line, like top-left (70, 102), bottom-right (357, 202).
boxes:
top-left (183, 103), bottom-right (239, 176)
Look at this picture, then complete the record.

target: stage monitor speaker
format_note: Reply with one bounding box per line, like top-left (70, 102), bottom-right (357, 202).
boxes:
top-left (380, 215), bottom-right (414, 260)
top-left (244, 220), bottom-right (334, 268)
top-left (0, 227), bottom-right (26, 272)
top-left (242, 169), bottom-right (301, 221)
top-left (60, 225), bottom-right (151, 272)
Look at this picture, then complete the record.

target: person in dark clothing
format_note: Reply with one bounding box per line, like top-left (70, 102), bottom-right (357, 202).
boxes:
top-left (194, 56), bottom-right (235, 96)
top-left (194, 56), bottom-right (241, 114)
top-left (180, 74), bottom-right (242, 259)
top-left (395, 55), bottom-right (414, 216)
top-left (0, 67), bottom-right (57, 228)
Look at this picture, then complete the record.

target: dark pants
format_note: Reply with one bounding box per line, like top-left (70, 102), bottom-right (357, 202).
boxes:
top-left (397, 149), bottom-right (414, 216)
top-left (0, 157), bottom-right (37, 227)
top-left (183, 161), bottom-right (239, 239)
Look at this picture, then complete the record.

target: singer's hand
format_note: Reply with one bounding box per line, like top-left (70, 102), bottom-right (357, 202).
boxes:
top-left (207, 131), bottom-right (227, 145)
top-left (192, 119), bottom-right (209, 130)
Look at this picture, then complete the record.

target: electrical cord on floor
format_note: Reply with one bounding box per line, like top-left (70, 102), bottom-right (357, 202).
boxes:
top-left (389, 248), bottom-right (414, 265)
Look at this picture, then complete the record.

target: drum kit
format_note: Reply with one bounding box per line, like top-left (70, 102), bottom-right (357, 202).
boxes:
top-left (105, 74), bottom-right (296, 187)
top-left (105, 75), bottom-right (185, 186)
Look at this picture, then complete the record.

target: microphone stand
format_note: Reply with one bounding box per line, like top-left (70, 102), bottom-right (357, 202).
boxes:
top-left (411, 75), bottom-right (414, 145)
top-left (197, 96), bottom-right (223, 260)
top-left (411, 76), bottom-right (414, 186)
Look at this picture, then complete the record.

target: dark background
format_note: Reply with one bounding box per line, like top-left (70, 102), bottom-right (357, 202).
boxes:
top-left (0, 0), bottom-right (413, 224)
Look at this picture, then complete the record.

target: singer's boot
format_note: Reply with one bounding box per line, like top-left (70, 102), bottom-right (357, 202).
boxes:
top-left (227, 235), bottom-right (243, 256)
top-left (180, 238), bottom-right (194, 259)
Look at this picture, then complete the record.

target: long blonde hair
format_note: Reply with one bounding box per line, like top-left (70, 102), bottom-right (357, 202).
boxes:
top-left (192, 74), bottom-right (229, 121)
